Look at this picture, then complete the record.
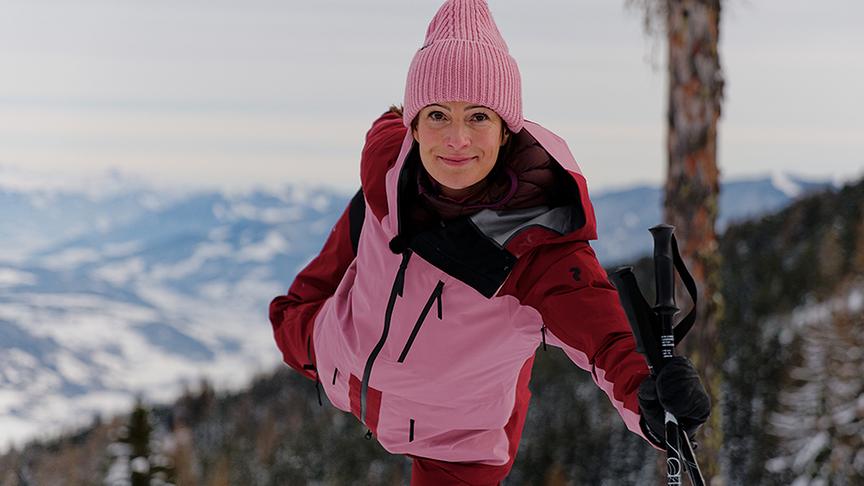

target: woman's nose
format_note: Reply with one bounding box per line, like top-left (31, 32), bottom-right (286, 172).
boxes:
top-left (445, 123), bottom-right (471, 150)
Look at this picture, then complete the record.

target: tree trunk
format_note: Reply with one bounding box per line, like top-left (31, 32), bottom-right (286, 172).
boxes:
top-left (663, 0), bottom-right (724, 482)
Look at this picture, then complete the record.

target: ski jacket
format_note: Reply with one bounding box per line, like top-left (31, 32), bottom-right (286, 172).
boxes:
top-left (270, 110), bottom-right (652, 466)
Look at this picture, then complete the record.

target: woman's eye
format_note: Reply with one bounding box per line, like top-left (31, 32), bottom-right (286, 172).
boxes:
top-left (471, 113), bottom-right (490, 122)
top-left (428, 111), bottom-right (446, 121)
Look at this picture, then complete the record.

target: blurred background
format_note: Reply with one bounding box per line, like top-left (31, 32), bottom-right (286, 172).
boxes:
top-left (0, 0), bottom-right (862, 484)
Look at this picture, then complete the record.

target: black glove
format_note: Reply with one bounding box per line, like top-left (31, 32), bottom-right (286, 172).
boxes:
top-left (638, 356), bottom-right (710, 445)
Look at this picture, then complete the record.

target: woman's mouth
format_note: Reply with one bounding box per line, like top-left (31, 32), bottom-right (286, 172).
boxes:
top-left (438, 155), bottom-right (476, 166)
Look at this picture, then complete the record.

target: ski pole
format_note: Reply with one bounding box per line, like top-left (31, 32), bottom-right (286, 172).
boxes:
top-left (611, 225), bottom-right (705, 485)
top-left (650, 224), bottom-right (704, 486)
top-left (650, 224), bottom-right (685, 485)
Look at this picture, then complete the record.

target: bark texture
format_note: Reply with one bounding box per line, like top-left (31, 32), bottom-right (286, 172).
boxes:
top-left (663, 0), bottom-right (725, 482)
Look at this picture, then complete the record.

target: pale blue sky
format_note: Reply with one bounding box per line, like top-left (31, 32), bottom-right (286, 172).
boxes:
top-left (0, 0), bottom-right (861, 192)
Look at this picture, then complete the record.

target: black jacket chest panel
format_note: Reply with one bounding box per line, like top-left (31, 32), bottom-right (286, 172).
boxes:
top-left (409, 217), bottom-right (516, 299)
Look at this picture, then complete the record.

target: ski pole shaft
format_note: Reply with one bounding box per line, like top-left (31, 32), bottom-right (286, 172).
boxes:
top-left (679, 429), bottom-right (705, 486)
top-left (649, 224), bottom-right (684, 486)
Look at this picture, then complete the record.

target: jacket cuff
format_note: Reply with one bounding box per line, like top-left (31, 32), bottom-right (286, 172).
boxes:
top-left (640, 416), bottom-right (665, 450)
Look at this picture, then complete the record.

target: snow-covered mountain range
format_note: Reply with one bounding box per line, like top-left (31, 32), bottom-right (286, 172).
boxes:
top-left (590, 172), bottom-right (832, 264)
top-left (0, 169), bottom-right (831, 449)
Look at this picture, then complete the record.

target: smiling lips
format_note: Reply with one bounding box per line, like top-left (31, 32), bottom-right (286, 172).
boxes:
top-left (437, 155), bottom-right (477, 166)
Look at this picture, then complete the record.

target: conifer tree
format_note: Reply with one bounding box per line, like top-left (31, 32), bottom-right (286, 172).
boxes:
top-left (769, 310), bottom-right (864, 483)
top-left (104, 400), bottom-right (176, 486)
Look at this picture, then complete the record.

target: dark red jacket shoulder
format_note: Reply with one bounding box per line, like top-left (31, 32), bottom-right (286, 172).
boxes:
top-left (360, 110), bottom-right (407, 222)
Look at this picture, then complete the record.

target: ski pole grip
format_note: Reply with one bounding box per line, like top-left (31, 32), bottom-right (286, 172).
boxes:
top-left (650, 224), bottom-right (676, 310)
top-left (650, 224), bottom-right (678, 363)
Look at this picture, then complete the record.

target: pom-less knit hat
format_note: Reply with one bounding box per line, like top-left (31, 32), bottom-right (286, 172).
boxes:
top-left (403, 0), bottom-right (523, 133)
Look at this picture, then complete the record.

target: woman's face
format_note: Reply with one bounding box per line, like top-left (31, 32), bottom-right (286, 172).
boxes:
top-left (412, 101), bottom-right (508, 196)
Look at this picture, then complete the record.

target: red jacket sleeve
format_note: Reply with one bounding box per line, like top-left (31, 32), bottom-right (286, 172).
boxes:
top-left (270, 109), bottom-right (401, 380)
top-left (269, 194), bottom-right (360, 380)
top-left (504, 240), bottom-right (651, 440)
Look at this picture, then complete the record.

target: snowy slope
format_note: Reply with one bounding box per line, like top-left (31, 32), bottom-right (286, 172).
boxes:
top-left (0, 177), bottom-right (349, 448)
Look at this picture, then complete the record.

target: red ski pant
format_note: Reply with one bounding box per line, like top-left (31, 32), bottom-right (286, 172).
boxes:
top-left (410, 456), bottom-right (509, 485)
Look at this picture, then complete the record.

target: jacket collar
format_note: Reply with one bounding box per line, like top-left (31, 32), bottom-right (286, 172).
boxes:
top-left (384, 120), bottom-right (598, 243)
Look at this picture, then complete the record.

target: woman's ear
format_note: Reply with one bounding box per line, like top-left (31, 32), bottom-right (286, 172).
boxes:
top-left (412, 128), bottom-right (420, 143)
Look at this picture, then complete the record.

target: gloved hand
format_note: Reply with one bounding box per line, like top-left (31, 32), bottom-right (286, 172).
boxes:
top-left (638, 356), bottom-right (710, 446)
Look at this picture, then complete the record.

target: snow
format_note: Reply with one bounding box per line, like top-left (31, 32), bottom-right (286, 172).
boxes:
top-left (53, 352), bottom-right (93, 385)
top-left (793, 431), bottom-right (828, 470)
top-left (197, 281), bottom-right (230, 300)
top-left (223, 202), bottom-right (305, 224)
top-left (0, 391), bottom-right (20, 413)
top-left (0, 417), bottom-right (41, 452)
top-left (848, 288), bottom-right (863, 313)
top-left (91, 257), bottom-right (146, 285)
top-left (149, 241), bottom-right (233, 280)
top-left (237, 231), bottom-right (290, 262)
top-left (0, 278), bottom-right (283, 450)
top-left (772, 171), bottom-right (803, 198)
top-left (131, 456), bottom-right (150, 473)
top-left (208, 225), bottom-right (230, 241)
top-left (0, 267), bottom-right (36, 287)
top-left (766, 276), bottom-right (864, 482)
top-left (1, 348), bottom-right (38, 369)
top-left (310, 194), bottom-right (332, 212)
top-left (39, 247), bottom-right (102, 270)
top-left (0, 178), bottom-right (347, 451)
top-left (768, 282), bottom-right (864, 343)
top-left (102, 241), bottom-right (144, 258)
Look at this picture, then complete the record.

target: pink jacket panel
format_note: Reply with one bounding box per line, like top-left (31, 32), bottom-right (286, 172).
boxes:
top-left (313, 200), bottom-right (543, 464)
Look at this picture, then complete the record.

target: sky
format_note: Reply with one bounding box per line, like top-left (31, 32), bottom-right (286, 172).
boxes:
top-left (0, 0), bottom-right (861, 194)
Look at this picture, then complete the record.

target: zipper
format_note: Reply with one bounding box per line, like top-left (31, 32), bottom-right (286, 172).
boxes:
top-left (541, 325), bottom-right (548, 351)
top-left (360, 249), bottom-right (412, 426)
top-left (397, 280), bottom-right (444, 363)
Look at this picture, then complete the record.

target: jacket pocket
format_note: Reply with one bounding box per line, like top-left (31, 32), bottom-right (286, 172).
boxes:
top-left (397, 280), bottom-right (444, 363)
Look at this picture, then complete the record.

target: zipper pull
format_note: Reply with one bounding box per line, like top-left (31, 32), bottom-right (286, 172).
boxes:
top-left (395, 250), bottom-right (411, 297)
top-left (435, 281), bottom-right (444, 319)
top-left (541, 325), bottom-right (548, 351)
top-left (364, 429), bottom-right (373, 440)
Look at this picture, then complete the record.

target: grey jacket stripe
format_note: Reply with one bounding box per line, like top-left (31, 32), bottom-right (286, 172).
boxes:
top-left (469, 206), bottom-right (581, 247)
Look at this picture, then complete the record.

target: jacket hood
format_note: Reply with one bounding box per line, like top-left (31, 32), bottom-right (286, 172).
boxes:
top-left (378, 120), bottom-right (598, 247)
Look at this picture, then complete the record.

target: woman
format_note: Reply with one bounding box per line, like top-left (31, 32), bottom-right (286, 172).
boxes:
top-left (270, 1), bottom-right (709, 483)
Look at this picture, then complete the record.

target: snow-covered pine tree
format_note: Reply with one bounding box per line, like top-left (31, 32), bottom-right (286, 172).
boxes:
top-left (104, 400), bottom-right (177, 486)
top-left (768, 309), bottom-right (864, 484)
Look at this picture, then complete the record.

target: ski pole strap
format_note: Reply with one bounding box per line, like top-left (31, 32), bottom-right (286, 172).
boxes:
top-left (670, 235), bottom-right (697, 345)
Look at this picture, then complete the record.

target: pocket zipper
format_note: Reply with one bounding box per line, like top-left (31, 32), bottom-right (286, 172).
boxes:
top-left (398, 280), bottom-right (444, 363)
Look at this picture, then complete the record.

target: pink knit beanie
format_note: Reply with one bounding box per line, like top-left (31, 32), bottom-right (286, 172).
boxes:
top-left (403, 0), bottom-right (523, 133)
